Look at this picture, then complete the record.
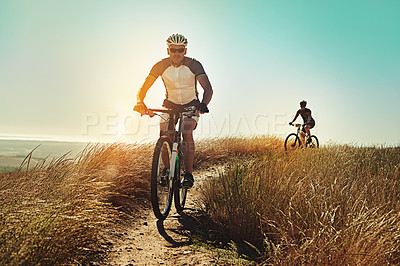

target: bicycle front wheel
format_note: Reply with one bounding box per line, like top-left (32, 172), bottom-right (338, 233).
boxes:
top-left (284, 133), bottom-right (301, 151)
top-left (174, 153), bottom-right (187, 213)
top-left (307, 135), bottom-right (319, 149)
top-left (151, 136), bottom-right (174, 220)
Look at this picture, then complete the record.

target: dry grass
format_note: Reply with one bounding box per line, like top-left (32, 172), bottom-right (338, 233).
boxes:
top-left (199, 138), bottom-right (400, 265)
top-left (2, 136), bottom-right (400, 265)
top-left (0, 142), bottom-right (153, 265)
top-left (195, 136), bottom-right (284, 167)
top-left (0, 136), bottom-right (275, 264)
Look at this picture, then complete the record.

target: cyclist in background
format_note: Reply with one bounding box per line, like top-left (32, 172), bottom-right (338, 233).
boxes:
top-left (134, 34), bottom-right (213, 188)
top-left (289, 100), bottom-right (315, 144)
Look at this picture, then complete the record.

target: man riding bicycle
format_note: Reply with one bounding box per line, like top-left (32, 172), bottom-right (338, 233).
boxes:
top-left (289, 100), bottom-right (315, 144)
top-left (134, 34), bottom-right (213, 188)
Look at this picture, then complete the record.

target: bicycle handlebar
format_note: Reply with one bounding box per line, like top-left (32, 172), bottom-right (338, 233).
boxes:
top-left (147, 108), bottom-right (170, 113)
top-left (134, 106), bottom-right (197, 117)
top-left (290, 123), bottom-right (303, 127)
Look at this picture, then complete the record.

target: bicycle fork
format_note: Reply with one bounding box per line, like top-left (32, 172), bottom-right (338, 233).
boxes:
top-left (168, 142), bottom-right (179, 185)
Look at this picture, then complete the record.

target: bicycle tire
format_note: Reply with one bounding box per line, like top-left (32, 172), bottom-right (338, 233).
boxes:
top-left (151, 136), bottom-right (174, 220)
top-left (174, 152), bottom-right (187, 212)
top-left (284, 133), bottom-right (301, 151)
top-left (307, 135), bottom-right (319, 149)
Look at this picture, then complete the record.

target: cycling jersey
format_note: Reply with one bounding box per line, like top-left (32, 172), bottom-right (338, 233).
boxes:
top-left (149, 57), bottom-right (207, 105)
top-left (296, 108), bottom-right (315, 126)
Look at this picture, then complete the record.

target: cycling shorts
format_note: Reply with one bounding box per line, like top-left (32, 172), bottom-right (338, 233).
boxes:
top-left (159, 99), bottom-right (200, 126)
top-left (302, 119), bottom-right (315, 132)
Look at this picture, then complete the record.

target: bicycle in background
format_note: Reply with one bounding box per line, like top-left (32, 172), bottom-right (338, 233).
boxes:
top-left (285, 123), bottom-right (319, 151)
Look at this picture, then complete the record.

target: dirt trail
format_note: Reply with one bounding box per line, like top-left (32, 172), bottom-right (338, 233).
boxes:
top-left (105, 168), bottom-right (223, 265)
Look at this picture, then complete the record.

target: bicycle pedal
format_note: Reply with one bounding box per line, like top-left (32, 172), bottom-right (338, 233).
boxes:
top-left (182, 176), bottom-right (194, 188)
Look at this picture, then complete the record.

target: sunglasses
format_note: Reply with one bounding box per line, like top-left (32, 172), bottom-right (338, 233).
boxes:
top-left (169, 48), bottom-right (185, 53)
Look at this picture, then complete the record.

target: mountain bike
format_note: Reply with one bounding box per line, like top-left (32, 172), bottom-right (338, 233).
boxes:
top-left (135, 105), bottom-right (197, 220)
top-left (284, 123), bottom-right (319, 151)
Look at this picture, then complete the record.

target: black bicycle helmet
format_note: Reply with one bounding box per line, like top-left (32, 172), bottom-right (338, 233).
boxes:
top-left (300, 100), bottom-right (307, 107)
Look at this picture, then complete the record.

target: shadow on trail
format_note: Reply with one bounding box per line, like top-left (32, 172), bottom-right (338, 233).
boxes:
top-left (157, 208), bottom-right (263, 263)
top-left (155, 208), bottom-right (202, 248)
top-left (157, 214), bottom-right (191, 247)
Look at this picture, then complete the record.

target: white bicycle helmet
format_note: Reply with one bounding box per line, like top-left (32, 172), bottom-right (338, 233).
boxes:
top-left (166, 34), bottom-right (188, 47)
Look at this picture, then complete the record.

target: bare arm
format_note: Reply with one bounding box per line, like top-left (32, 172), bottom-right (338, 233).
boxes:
top-left (136, 75), bottom-right (157, 103)
top-left (197, 75), bottom-right (213, 105)
top-left (291, 114), bottom-right (299, 123)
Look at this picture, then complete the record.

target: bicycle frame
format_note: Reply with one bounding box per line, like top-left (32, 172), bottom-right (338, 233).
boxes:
top-left (149, 107), bottom-right (196, 174)
top-left (145, 106), bottom-right (196, 219)
top-left (294, 124), bottom-right (308, 144)
top-left (152, 109), bottom-right (185, 183)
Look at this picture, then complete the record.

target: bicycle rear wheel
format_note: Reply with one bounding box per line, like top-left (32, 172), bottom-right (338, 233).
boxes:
top-left (174, 154), bottom-right (187, 212)
top-left (284, 133), bottom-right (301, 151)
top-left (306, 135), bottom-right (319, 148)
top-left (151, 136), bottom-right (174, 220)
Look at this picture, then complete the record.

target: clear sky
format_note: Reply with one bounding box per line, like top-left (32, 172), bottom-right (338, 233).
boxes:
top-left (1, 0), bottom-right (399, 145)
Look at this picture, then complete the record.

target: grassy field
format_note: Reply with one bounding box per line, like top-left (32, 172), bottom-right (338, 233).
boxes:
top-left (0, 143), bottom-right (153, 265)
top-left (199, 138), bottom-right (400, 264)
top-left (1, 137), bottom-right (400, 264)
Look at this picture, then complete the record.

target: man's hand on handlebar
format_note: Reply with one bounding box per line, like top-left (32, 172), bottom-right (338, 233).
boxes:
top-left (133, 102), bottom-right (155, 117)
top-left (289, 122), bottom-right (293, 126)
top-left (196, 102), bottom-right (209, 114)
top-left (133, 101), bottom-right (147, 115)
